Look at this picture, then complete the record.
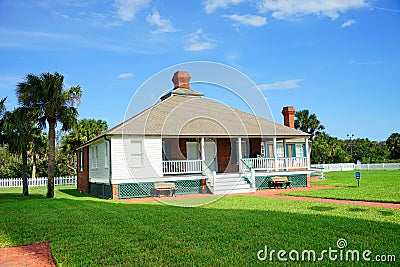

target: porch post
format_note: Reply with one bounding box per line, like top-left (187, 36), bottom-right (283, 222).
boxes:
top-left (283, 139), bottom-right (287, 171)
top-left (201, 137), bottom-right (205, 162)
top-left (305, 138), bottom-right (311, 170)
top-left (238, 137), bottom-right (242, 171)
top-left (273, 137), bottom-right (278, 171)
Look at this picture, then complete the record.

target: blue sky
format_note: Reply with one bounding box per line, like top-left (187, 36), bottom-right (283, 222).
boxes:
top-left (1, 0), bottom-right (399, 141)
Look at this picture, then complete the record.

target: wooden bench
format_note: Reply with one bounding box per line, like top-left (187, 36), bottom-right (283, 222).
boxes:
top-left (271, 176), bottom-right (292, 189)
top-left (154, 182), bottom-right (176, 197)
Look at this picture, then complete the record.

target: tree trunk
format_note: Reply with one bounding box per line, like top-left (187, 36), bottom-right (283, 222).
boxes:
top-left (46, 119), bottom-right (56, 198)
top-left (22, 148), bottom-right (29, 196)
top-left (32, 154), bottom-right (37, 178)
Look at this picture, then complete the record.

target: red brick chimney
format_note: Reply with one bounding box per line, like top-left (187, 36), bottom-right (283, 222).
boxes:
top-left (172, 71), bottom-right (191, 89)
top-left (282, 106), bottom-right (296, 128)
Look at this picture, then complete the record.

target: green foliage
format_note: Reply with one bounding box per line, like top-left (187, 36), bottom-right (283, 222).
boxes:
top-left (0, 97), bottom-right (6, 146)
top-left (60, 118), bottom-right (107, 155)
top-left (288, 170), bottom-right (400, 203)
top-left (0, 147), bottom-right (22, 178)
top-left (311, 132), bottom-right (349, 164)
top-left (294, 109), bottom-right (325, 140)
top-left (0, 186), bottom-right (399, 266)
top-left (386, 133), bottom-right (400, 160)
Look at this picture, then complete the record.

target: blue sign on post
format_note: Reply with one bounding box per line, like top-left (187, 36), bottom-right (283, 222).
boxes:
top-left (355, 172), bottom-right (360, 187)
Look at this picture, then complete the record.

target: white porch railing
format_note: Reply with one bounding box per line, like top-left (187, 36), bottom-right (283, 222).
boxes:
top-left (241, 157), bottom-right (308, 171)
top-left (162, 160), bottom-right (203, 175)
top-left (0, 176), bottom-right (77, 188)
top-left (202, 161), bottom-right (217, 193)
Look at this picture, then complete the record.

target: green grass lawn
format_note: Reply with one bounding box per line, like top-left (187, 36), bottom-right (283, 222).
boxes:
top-left (285, 170), bottom-right (400, 203)
top-left (1, 186), bottom-right (399, 266)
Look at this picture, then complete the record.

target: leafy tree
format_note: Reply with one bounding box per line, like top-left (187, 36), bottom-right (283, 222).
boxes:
top-left (294, 109), bottom-right (325, 140)
top-left (0, 97), bottom-right (6, 146)
top-left (2, 107), bottom-right (42, 196)
top-left (16, 72), bottom-right (82, 198)
top-left (386, 133), bottom-right (400, 160)
top-left (311, 132), bottom-right (349, 164)
top-left (60, 119), bottom-right (108, 174)
top-left (0, 146), bottom-right (23, 178)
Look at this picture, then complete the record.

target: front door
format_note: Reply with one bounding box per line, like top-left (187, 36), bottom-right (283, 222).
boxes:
top-left (204, 139), bottom-right (217, 172)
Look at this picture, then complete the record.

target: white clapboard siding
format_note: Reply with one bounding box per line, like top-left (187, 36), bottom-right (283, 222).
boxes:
top-left (89, 140), bottom-right (110, 183)
top-left (111, 137), bottom-right (163, 184)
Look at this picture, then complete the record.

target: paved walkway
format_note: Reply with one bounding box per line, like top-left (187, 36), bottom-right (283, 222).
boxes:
top-left (0, 242), bottom-right (55, 267)
top-left (237, 186), bottom-right (400, 209)
top-left (122, 185), bottom-right (400, 209)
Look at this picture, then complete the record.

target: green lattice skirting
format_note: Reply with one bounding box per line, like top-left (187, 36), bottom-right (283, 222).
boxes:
top-left (255, 174), bottom-right (307, 189)
top-left (118, 179), bottom-right (204, 199)
top-left (89, 182), bottom-right (112, 199)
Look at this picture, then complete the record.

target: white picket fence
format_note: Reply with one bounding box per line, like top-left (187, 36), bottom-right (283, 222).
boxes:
top-left (0, 176), bottom-right (77, 188)
top-left (311, 163), bottom-right (400, 172)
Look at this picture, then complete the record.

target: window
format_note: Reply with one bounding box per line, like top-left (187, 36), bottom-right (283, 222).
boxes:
top-left (231, 140), bottom-right (238, 164)
top-left (80, 149), bottom-right (84, 171)
top-left (241, 139), bottom-right (250, 158)
top-left (186, 142), bottom-right (200, 160)
top-left (260, 143), bottom-right (265, 157)
top-left (276, 144), bottom-right (284, 158)
top-left (90, 147), bottom-right (94, 169)
top-left (104, 143), bottom-right (109, 168)
top-left (95, 145), bottom-right (99, 169)
top-left (131, 140), bottom-right (143, 166)
top-left (296, 144), bottom-right (304, 158)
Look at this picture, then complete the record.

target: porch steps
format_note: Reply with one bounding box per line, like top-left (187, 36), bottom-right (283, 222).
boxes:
top-left (212, 173), bottom-right (253, 195)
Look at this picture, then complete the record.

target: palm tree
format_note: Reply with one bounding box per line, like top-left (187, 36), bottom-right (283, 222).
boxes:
top-left (28, 132), bottom-right (47, 178)
top-left (17, 72), bottom-right (82, 198)
top-left (294, 110), bottom-right (325, 140)
top-left (3, 107), bottom-right (42, 196)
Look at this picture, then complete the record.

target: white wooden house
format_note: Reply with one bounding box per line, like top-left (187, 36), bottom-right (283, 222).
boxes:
top-left (77, 71), bottom-right (311, 199)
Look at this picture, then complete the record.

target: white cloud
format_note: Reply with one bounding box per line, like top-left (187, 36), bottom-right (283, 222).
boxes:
top-left (258, 79), bottom-right (303, 90)
top-left (118, 72), bottom-right (135, 79)
top-left (224, 14), bottom-right (267, 26)
top-left (146, 10), bottom-right (178, 33)
top-left (184, 28), bottom-right (216, 51)
top-left (203, 0), bottom-right (248, 14)
top-left (114, 0), bottom-right (151, 21)
top-left (259, 0), bottom-right (369, 20)
top-left (341, 19), bottom-right (356, 28)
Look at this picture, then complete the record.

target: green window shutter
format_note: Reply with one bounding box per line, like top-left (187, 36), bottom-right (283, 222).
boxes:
top-left (292, 144), bottom-right (296, 157)
top-left (303, 144), bottom-right (306, 157)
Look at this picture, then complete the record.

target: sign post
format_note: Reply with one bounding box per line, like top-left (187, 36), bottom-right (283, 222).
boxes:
top-left (355, 172), bottom-right (360, 187)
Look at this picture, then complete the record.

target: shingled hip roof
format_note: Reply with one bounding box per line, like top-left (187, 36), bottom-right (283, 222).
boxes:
top-left (106, 94), bottom-right (309, 138)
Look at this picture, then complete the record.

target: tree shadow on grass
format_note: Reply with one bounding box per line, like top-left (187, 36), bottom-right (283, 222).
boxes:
top-left (379, 210), bottom-right (394, 216)
top-left (58, 189), bottom-right (100, 199)
top-left (308, 206), bottom-right (336, 212)
top-left (347, 207), bottom-right (367, 212)
top-left (0, 193), bottom-right (45, 203)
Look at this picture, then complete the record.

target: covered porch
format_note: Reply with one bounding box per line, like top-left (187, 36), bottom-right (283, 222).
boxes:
top-left (161, 136), bottom-right (311, 175)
